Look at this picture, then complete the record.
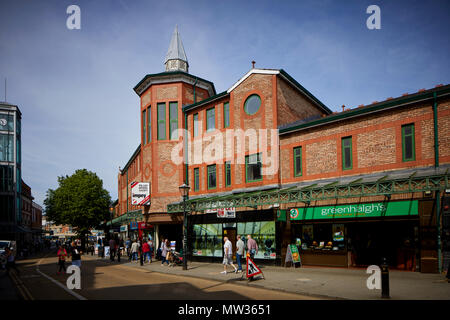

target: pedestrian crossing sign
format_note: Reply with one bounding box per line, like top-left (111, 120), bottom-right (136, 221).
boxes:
top-left (246, 256), bottom-right (262, 278)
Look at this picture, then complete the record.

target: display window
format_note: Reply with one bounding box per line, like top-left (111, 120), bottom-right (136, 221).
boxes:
top-left (238, 221), bottom-right (276, 259)
top-left (295, 223), bottom-right (346, 252)
top-left (192, 224), bottom-right (222, 257)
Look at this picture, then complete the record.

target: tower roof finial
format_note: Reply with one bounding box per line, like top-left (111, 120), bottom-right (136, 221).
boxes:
top-left (165, 25), bottom-right (188, 72)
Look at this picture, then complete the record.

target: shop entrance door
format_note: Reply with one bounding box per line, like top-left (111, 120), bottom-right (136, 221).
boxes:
top-left (223, 228), bottom-right (236, 259)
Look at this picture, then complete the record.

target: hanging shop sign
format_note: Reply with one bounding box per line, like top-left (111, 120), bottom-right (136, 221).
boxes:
top-left (289, 200), bottom-right (418, 221)
top-left (131, 182), bottom-right (151, 206)
top-left (129, 222), bottom-right (138, 230)
top-left (120, 225), bottom-right (128, 232)
top-left (206, 207), bottom-right (236, 218)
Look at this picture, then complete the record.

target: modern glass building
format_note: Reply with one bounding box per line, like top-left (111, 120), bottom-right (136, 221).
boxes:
top-left (0, 102), bottom-right (22, 241)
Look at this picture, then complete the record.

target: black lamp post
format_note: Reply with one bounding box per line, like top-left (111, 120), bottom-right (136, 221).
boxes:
top-left (179, 183), bottom-right (190, 270)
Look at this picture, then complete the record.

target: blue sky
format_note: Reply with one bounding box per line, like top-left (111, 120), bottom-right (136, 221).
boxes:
top-left (0, 0), bottom-right (449, 207)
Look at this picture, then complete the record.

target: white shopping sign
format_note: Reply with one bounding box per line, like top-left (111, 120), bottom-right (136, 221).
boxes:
top-left (131, 182), bottom-right (151, 206)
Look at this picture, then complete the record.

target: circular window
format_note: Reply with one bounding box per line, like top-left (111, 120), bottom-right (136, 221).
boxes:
top-left (244, 94), bottom-right (261, 115)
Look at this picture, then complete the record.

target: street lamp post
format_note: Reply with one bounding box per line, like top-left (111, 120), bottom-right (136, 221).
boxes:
top-left (179, 183), bottom-right (190, 271)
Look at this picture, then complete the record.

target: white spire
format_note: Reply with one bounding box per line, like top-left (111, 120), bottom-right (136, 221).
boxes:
top-left (165, 25), bottom-right (189, 72)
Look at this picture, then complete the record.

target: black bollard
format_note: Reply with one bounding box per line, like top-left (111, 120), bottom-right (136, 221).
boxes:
top-left (381, 257), bottom-right (390, 299)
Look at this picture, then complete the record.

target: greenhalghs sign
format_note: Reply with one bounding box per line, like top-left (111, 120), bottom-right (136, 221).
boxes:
top-left (289, 200), bottom-right (418, 221)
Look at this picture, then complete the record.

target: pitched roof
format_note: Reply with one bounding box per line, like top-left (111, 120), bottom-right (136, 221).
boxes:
top-left (165, 25), bottom-right (188, 64)
top-left (279, 84), bottom-right (450, 135)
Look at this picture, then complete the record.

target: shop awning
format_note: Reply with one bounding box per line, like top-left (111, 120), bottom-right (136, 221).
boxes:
top-left (167, 166), bottom-right (450, 213)
top-left (106, 209), bottom-right (142, 227)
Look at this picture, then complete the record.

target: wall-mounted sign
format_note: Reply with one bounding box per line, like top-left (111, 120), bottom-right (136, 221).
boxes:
top-left (206, 207), bottom-right (236, 218)
top-left (290, 200), bottom-right (418, 221)
top-left (129, 222), bottom-right (138, 230)
top-left (131, 182), bottom-right (150, 206)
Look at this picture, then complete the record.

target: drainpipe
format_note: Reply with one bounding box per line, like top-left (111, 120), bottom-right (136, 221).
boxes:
top-left (433, 92), bottom-right (442, 273)
top-left (185, 78), bottom-right (198, 184)
top-left (433, 92), bottom-right (439, 168)
top-left (437, 190), bottom-right (442, 273)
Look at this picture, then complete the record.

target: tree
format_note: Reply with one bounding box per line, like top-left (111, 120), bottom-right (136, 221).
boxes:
top-left (44, 169), bottom-right (111, 248)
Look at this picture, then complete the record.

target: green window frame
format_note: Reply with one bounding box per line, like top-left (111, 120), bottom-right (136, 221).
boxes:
top-left (244, 94), bottom-right (261, 115)
top-left (341, 136), bottom-right (353, 170)
top-left (157, 103), bottom-right (166, 140)
top-left (169, 102), bottom-right (178, 140)
top-left (223, 102), bottom-right (230, 128)
top-left (293, 146), bottom-right (302, 177)
top-left (245, 153), bottom-right (263, 183)
top-left (225, 161), bottom-right (231, 187)
top-left (402, 123), bottom-right (415, 162)
top-left (206, 107), bottom-right (215, 132)
top-left (147, 106), bottom-right (151, 142)
top-left (207, 164), bottom-right (217, 189)
top-left (142, 109), bottom-right (147, 145)
top-left (193, 113), bottom-right (199, 137)
top-left (194, 168), bottom-right (200, 191)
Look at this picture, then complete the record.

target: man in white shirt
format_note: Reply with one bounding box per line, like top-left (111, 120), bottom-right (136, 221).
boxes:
top-left (221, 237), bottom-right (237, 274)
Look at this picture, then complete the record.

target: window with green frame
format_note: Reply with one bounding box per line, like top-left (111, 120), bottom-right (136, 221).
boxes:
top-left (206, 107), bottom-right (215, 132)
top-left (194, 167), bottom-right (200, 191)
top-left (225, 161), bottom-right (231, 187)
top-left (169, 102), bottom-right (178, 140)
top-left (341, 136), bottom-right (353, 170)
top-left (402, 123), bottom-right (415, 161)
top-left (193, 113), bottom-right (199, 137)
top-left (223, 102), bottom-right (230, 128)
top-left (293, 146), bottom-right (302, 177)
top-left (147, 106), bottom-right (151, 142)
top-left (142, 109), bottom-right (147, 145)
top-left (207, 164), bottom-right (216, 189)
top-left (157, 103), bottom-right (166, 140)
top-left (246, 153), bottom-right (262, 182)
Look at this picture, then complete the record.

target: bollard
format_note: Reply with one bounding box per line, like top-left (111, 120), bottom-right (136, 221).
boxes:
top-left (381, 257), bottom-right (390, 299)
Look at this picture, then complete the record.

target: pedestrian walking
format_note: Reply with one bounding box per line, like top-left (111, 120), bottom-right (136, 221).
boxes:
top-left (57, 245), bottom-right (68, 274)
top-left (109, 237), bottom-right (116, 262)
top-left (161, 239), bottom-right (169, 266)
top-left (148, 239), bottom-right (154, 263)
top-left (126, 238), bottom-right (131, 259)
top-left (156, 237), bottom-right (164, 261)
top-left (142, 241), bottom-right (151, 264)
top-left (235, 235), bottom-right (244, 273)
top-left (70, 241), bottom-right (82, 269)
top-left (139, 240), bottom-right (144, 266)
top-left (4, 247), bottom-right (19, 275)
top-left (221, 237), bottom-right (237, 274)
top-left (131, 240), bottom-right (139, 262)
top-left (246, 234), bottom-right (258, 280)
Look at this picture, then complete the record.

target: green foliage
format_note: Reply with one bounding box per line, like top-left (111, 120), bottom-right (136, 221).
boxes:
top-left (44, 169), bottom-right (111, 234)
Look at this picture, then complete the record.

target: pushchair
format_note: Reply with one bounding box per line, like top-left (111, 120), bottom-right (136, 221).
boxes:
top-left (167, 249), bottom-right (183, 267)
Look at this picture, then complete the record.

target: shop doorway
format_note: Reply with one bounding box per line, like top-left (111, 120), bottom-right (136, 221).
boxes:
top-left (223, 228), bottom-right (236, 259)
top-left (158, 224), bottom-right (183, 252)
top-left (347, 220), bottom-right (418, 269)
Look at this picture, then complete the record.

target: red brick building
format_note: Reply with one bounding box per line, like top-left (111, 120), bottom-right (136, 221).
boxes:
top-left (114, 27), bottom-right (450, 273)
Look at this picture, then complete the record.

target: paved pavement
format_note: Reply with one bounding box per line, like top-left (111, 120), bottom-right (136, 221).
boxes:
top-left (4, 251), bottom-right (449, 300)
top-left (91, 254), bottom-right (450, 300)
top-left (4, 251), bottom-right (317, 300)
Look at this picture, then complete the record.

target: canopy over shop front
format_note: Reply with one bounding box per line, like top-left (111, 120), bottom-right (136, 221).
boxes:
top-left (167, 165), bottom-right (450, 213)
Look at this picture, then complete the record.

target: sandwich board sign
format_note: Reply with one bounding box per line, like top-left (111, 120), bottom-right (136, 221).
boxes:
top-left (246, 256), bottom-right (263, 279)
top-left (285, 244), bottom-right (302, 267)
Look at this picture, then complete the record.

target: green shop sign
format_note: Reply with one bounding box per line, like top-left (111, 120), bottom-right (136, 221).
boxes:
top-left (289, 200), bottom-right (418, 221)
